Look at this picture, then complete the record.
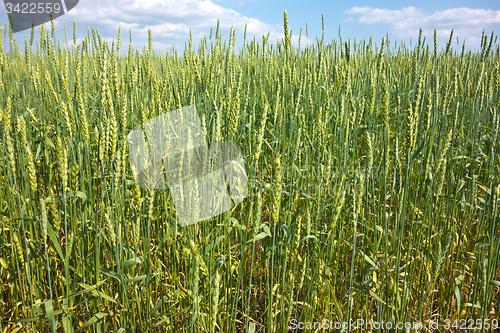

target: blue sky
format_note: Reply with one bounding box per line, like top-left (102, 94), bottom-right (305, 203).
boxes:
top-left (1, 0), bottom-right (499, 54)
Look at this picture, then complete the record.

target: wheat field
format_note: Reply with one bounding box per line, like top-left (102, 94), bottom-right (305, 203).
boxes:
top-left (0, 12), bottom-right (500, 332)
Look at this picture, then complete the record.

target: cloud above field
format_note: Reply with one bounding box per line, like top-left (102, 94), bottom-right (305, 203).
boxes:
top-left (344, 7), bottom-right (500, 46)
top-left (42, 0), bottom-right (308, 51)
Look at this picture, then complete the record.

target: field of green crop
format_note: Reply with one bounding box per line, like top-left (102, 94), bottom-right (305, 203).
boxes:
top-left (0, 12), bottom-right (500, 332)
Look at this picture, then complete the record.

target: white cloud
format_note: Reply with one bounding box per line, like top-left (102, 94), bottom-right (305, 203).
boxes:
top-left (344, 6), bottom-right (500, 46)
top-left (33, 0), bottom-right (311, 52)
